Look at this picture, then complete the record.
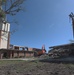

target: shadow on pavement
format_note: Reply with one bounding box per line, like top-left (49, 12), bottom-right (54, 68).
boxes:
top-left (39, 58), bottom-right (74, 64)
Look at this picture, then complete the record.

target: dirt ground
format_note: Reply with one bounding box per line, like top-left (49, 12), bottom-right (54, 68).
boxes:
top-left (0, 60), bottom-right (74, 75)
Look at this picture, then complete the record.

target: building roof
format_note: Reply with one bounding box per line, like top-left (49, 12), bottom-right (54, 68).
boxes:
top-left (0, 49), bottom-right (34, 53)
top-left (49, 43), bottom-right (74, 49)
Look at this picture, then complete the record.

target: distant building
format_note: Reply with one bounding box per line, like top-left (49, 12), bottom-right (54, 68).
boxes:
top-left (0, 21), bottom-right (34, 59)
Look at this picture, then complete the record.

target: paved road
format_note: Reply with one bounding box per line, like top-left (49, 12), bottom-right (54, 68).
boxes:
top-left (0, 57), bottom-right (45, 61)
top-left (1, 57), bottom-right (74, 63)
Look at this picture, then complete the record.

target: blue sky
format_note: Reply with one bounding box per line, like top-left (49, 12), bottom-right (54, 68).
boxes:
top-left (8, 0), bottom-right (74, 52)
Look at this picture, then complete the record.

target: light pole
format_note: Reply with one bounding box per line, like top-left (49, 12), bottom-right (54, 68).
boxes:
top-left (69, 12), bottom-right (74, 39)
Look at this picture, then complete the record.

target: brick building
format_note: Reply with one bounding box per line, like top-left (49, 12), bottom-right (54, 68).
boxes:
top-left (0, 49), bottom-right (34, 59)
top-left (0, 10), bottom-right (46, 59)
top-left (0, 19), bottom-right (45, 59)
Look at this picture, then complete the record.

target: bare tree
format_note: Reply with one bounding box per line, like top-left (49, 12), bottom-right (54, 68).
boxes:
top-left (0, 0), bottom-right (25, 18)
top-left (0, 0), bottom-right (25, 34)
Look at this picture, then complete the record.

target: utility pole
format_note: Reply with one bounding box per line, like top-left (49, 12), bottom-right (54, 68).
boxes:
top-left (69, 12), bottom-right (74, 39)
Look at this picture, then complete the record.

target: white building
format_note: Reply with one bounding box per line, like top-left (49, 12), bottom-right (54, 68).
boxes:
top-left (0, 22), bottom-right (10, 49)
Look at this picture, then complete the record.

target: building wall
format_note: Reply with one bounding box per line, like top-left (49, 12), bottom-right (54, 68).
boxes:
top-left (0, 22), bottom-right (10, 49)
top-left (0, 23), bottom-right (10, 32)
top-left (30, 53), bottom-right (34, 57)
top-left (14, 52), bottom-right (18, 57)
top-left (28, 48), bottom-right (33, 51)
top-left (25, 52), bottom-right (34, 57)
top-left (19, 52), bottom-right (25, 57)
top-left (0, 31), bottom-right (8, 49)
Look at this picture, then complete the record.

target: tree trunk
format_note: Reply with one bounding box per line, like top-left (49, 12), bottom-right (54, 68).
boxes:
top-left (0, 0), bottom-right (2, 9)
